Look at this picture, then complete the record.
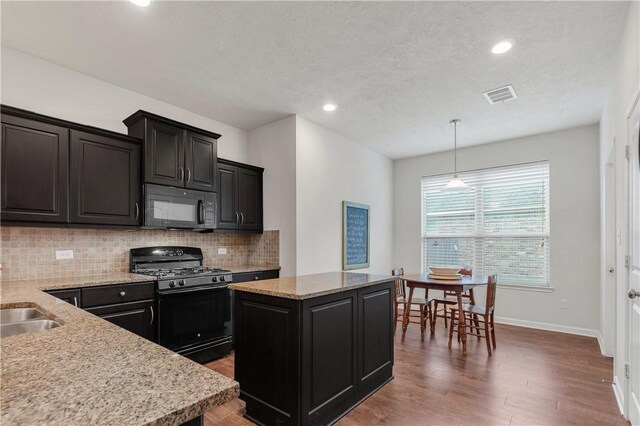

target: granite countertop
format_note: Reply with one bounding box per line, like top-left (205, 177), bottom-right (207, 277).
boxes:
top-left (0, 274), bottom-right (239, 426)
top-left (229, 271), bottom-right (394, 300)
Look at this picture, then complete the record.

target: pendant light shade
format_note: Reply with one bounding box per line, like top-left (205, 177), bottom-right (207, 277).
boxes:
top-left (441, 119), bottom-right (470, 191)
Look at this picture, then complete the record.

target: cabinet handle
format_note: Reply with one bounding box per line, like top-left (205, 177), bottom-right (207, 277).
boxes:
top-left (150, 305), bottom-right (155, 325)
top-left (254, 276), bottom-right (259, 281)
top-left (73, 296), bottom-right (78, 307)
top-left (235, 211), bottom-right (239, 225)
top-left (240, 212), bottom-right (244, 227)
top-left (187, 168), bottom-right (191, 183)
top-left (135, 202), bottom-right (140, 220)
top-left (180, 167), bottom-right (185, 182)
top-left (119, 291), bottom-right (126, 297)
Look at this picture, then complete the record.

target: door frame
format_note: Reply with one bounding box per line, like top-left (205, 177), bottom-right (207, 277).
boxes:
top-left (624, 87), bottom-right (640, 423)
top-left (602, 139), bottom-right (617, 357)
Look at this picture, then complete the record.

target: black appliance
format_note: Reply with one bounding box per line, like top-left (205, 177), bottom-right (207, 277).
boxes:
top-left (144, 184), bottom-right (216, 231)
top-left (130, 246), bottom-right (232, 363)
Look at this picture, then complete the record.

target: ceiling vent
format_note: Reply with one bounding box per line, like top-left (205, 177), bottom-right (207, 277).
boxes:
top-left (483, 85), bottom-right (518, 104)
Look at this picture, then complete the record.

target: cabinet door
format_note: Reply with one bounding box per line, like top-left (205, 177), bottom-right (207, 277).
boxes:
top-left (356, 283), bottom-right (394, 397)
top-left (144, 119), bottom-right (184, 187)
top-left (85, 300), bottom-right (156, 342)
top-left (70, 130), bottom-right (141, 226)
top-left (217, 163), bottom-right (239, 229)
top-left (1, 115), bottom-right (69, 223)
top-left (185, 131), bottom-right (217, 192)
top-left (46, 288), bottom-right (81, 308)
top-left (301, 291), bottom-right (358, 424)
top-left (237, 167), bottom-right (262, 231)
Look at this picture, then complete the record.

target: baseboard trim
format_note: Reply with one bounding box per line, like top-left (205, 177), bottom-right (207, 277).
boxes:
top-left (494, 316), bottom-right (598, 338)
top-left (596, 332), bottom-right (608, 357)
top-left (612, 375), bottom-right (625, 415)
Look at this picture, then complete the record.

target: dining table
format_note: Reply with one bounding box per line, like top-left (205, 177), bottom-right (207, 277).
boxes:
top-left (401, 274), bottom-right (491, 355)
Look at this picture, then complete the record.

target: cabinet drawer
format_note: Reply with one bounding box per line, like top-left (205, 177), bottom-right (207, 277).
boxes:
top-left (82, 282), bottom-right (155, 308)
top-left (232, 270), bottom-right (279, 283)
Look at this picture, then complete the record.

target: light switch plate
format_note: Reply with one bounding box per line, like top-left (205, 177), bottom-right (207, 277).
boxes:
top-left (217, 247), bottom-right (228, 255)
top-left (56, 250), bottom-right (74, 260)
top-left (560, 299), bottom-right (569, 309)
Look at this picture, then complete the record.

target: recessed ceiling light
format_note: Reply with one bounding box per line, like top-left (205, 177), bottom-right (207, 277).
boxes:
top-left (130, 0), bottom-right (150, 7)
top-left (323, 104), bottom-right (337, 112)
top-left (491, 41), bottom-right (512, 55)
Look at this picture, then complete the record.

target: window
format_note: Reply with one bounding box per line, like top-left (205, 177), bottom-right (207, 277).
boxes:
top-left (421, 161), bottom-right (550, 287)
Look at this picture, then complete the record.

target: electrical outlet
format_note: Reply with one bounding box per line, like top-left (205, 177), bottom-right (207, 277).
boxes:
top-left (217, 247), bottom-right (228, 255)
top-left (560, 299), bottom-right (569, 309)
top-left (56, 250), bottom-right (74, 260)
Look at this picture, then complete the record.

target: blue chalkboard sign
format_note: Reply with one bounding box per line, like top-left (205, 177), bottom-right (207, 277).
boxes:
top-left (343, 201), bottom-right (370, 270)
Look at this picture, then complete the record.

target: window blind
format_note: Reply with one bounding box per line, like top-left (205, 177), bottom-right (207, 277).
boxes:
top-left (421, 161), bottom-right (550, 287)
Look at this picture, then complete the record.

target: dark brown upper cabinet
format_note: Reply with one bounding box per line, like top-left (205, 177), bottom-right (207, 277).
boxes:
top-left (124, 111), bottom-right (219, 192)
top-left (1, 105), bottom-right (142, 227)
top-left (70, 130), bottom-right (141, 226)
top-left (217, 158), bottom-right (263, 232)
top-left (1, 112), bottom-right (69, 223)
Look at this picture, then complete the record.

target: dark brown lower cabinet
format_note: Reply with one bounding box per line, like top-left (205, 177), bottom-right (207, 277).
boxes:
top-left (46, 281), bottom-right (156, 342)
top-left (232, 269), bottom-right (280, 283)
top-left (234, 281), bottom-right (394, 426)
top-left (85, 299), bottom-right (156, 342)
top-left (46, 288), bottom-right (81, 307)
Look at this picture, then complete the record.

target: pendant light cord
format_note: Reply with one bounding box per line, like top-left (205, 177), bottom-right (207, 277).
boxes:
top-left (453, 121), bottom-right (458, 176)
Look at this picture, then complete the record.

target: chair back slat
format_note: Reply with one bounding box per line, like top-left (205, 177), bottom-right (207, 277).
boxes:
top-left (444, 268), bottom-right (473, 298)
top-left (485, 274), bottom-right (498, 313)
top-left (391, 267), bottom-right (406, 298)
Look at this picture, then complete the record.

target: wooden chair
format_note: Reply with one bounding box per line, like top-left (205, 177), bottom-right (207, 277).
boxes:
top-left (431, 268), bottom-right (474, 330)
top-left (448, 274), bottom-right (498, 356)
top-left (392, 267), bottom-right (432, 342)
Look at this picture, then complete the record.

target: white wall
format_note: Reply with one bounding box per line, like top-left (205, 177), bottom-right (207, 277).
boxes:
top-left (248, 116), bottom-right (297, 277)
top-left (599, 0), bottom-right (639, 397)
top-left (0, 46), bottom-right (249, 162)
top-left (394, 125), bottom-right (601, 334)
top-left (295, 116), bottom-right (393, 276)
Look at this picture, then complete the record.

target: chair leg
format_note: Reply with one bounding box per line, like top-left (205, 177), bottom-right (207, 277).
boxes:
top-left (490, 313), bottom-right (497, 349)
top-left (394, 301), bottom-right (398, 335)
top-left (420, 307), bottom-right (426, 342)
top-left (448, 312), bottom-right (455, 348)
top-left (443, 304), bottom-right (448, 328)
top-left (484, 319), bottom-right (492, 356)
top-left (473, 314), bottom-right (481, 340)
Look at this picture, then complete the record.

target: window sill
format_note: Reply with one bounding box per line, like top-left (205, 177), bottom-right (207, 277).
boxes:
top-left (496, 284), bottom-right (555, 293)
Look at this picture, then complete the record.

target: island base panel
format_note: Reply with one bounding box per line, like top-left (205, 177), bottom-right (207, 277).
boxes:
top-left (234, 281), bottom-right (394, 426)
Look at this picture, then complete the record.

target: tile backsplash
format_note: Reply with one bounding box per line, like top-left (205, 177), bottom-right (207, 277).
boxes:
top-left (0, 226), bottom-right (279, 280)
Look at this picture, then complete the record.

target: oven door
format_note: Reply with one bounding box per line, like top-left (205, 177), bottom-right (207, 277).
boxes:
top-left (157, 284), bottom-right (231, 351)
top-left (144, 184), bottom-right (216, 230)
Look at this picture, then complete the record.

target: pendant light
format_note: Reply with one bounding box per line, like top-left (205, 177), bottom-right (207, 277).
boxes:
top-left (442, 119), bottom-right (470, 191)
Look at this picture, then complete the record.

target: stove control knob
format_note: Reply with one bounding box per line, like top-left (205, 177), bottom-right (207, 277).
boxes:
top-left (178, 279), bottom-right (186, 286)
top-left (168, 281), bottom-right (176, 288)
top-left (211, 276), bottom-right (218, 283)
top-left (220, 276), bottom-right (225, 282)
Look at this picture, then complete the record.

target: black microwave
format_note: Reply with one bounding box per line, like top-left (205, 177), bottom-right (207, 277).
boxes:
top-left (144, 184), bottom-right (216, 231)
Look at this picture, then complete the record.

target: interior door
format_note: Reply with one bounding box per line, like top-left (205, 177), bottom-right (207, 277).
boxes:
top-left (627, 102), bottom-right (640, 426)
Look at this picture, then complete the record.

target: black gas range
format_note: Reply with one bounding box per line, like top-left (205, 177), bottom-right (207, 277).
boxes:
top-left (130, 246), bottom-right (233, 363)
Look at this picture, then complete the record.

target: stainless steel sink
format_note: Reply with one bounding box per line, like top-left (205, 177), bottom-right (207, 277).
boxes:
top-left (1, 308), bottom-right (46, 324)
top-left (1, 319), bottom-right (61, 338)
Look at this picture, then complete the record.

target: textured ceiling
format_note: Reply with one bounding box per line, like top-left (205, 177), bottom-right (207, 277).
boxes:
top-left (0, 1), bottom-right (629, 159)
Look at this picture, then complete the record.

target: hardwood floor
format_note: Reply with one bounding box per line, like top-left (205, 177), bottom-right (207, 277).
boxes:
top-left (203, 324), bottom-right (628, 425)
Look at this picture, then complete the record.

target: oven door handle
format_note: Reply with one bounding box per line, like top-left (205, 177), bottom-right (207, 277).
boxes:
top-left (159, 284), bottom-right (229, 296)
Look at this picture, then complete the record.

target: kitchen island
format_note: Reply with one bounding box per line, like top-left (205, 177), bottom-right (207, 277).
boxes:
top-left (230, 272), bottom-right (395, 426)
